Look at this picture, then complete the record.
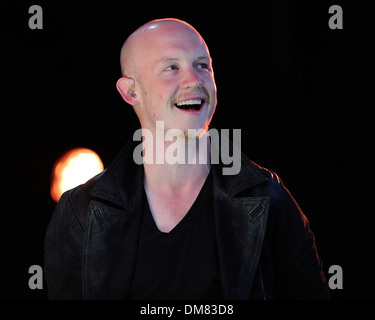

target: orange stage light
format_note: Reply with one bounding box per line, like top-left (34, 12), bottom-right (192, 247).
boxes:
top-left (50, 148), bottom-right (104, 202)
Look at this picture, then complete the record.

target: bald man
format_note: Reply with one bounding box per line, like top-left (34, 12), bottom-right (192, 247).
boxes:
top-left (44, 19), bottom-right (329, 300)
top-left (116, 19), bottom-right (216, 233)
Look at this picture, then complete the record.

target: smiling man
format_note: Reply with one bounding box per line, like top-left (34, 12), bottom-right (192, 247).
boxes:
top-left (44, 18), bottom-right (329, 300)
top-left (116, 20), bottom-right (216, 233)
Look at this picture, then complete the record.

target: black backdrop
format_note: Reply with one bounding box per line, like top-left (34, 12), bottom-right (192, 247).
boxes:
top-left (1, 0), bottom-right (372, 300)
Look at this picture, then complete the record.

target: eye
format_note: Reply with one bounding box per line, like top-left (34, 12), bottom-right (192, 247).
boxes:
top-left (196, 63), bottom-right (211, 71)
top-left (197, 63), bottom-right (208, 69)
top-left (165, 65), bottom-right (179, 71)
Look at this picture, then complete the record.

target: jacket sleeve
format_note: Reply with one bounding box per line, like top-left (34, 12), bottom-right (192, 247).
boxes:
top-left (264, 171), bottom-right (329, 299)
top-left (44, 191), bottom-right (84, 299)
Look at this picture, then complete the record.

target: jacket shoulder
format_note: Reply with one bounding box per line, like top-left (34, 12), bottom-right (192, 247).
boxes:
top-left (252, 165), bottom-right (329, 299)
top-left (255, 165), bottom-right (303, 217)
top-left (244, 160), bottom-right (285, 197)
top-left (259, 167), bottom-right (285, 196)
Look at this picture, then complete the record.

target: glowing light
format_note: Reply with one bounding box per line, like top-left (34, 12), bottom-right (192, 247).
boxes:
top-left (50, 148), bottom-right (104, 202)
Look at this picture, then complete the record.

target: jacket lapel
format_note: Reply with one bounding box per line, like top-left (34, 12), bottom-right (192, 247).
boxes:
top-left (83, 139), bottom-right (145, 299)
top-left (82, 199), bottom-right (143, 299)
top-left (213, 186), bottom-right (269, 299)
top-left (211, 139), bottom-right (270, 299)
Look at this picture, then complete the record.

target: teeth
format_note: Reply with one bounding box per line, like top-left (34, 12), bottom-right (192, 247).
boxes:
top-left (176, 99), bottom-right (202, 106)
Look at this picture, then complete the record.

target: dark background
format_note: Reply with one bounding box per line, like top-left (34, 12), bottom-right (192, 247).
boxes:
top-left (1, 0), bottom-right (372, 300)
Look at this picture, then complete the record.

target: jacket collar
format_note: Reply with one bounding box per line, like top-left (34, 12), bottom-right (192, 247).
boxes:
top-left (90, 138), bottom-right (144, 209)
top-left (90, 136), bottom-right (267, 208)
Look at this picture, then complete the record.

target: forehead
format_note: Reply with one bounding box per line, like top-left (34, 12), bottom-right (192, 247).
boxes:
top-left (138, 25), bottom-right (210, 63)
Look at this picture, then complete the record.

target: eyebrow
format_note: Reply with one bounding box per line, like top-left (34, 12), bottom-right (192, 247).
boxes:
top-left (159, 57), bottom-right (179, 63)
top-left (158, 55), bottom-right (211, 63)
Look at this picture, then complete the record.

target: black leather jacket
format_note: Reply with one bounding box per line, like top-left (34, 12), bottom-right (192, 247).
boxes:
top-left (44, 138), bottom-right (329, 299)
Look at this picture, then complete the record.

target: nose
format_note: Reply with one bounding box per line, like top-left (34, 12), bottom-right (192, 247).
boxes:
top-left (180, 67), bottom-right (203, 90)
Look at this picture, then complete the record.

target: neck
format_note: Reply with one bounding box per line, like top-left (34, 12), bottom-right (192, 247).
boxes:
top-left (142, 129), bottom-right (211, 195)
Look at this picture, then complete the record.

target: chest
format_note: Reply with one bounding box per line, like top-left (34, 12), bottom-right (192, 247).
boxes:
top-left (145, 189), bottom-right (201, 232)
top-left (130, 187), bottom-right (220, 299)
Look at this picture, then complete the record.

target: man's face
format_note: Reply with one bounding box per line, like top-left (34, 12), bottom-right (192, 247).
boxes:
top-left (133, 23), bottom-right (217, 138)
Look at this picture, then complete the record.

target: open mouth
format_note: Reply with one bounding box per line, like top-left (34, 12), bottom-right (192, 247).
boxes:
top-left (174, 99), bottom-right (205, 111)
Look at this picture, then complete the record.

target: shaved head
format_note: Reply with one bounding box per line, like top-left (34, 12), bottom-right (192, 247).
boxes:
top-left (116, 18), bottom-right (216, 139)
top-left (119, 18), bottom-right (208, 78)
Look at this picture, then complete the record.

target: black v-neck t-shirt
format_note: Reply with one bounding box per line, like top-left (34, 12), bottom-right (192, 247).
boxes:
top-left (129, 172), bottom-right (222, 300)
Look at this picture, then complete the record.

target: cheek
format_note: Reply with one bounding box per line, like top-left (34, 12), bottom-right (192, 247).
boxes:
top-left (139, 83), bottom-right (160, 108)
top-left (158, 83), bottom-right (179, 105)
top-left (202, 75), bottom-right (216, 97)
top-left (209, 76), bottom-right (217, 92)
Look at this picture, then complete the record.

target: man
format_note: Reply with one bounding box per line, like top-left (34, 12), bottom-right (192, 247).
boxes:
top-left (44, 18), bottom-right (329, 299)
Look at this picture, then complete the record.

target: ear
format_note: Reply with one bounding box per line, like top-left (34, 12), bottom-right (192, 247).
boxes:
top-left (116, 76), bottom-right (140, 106)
